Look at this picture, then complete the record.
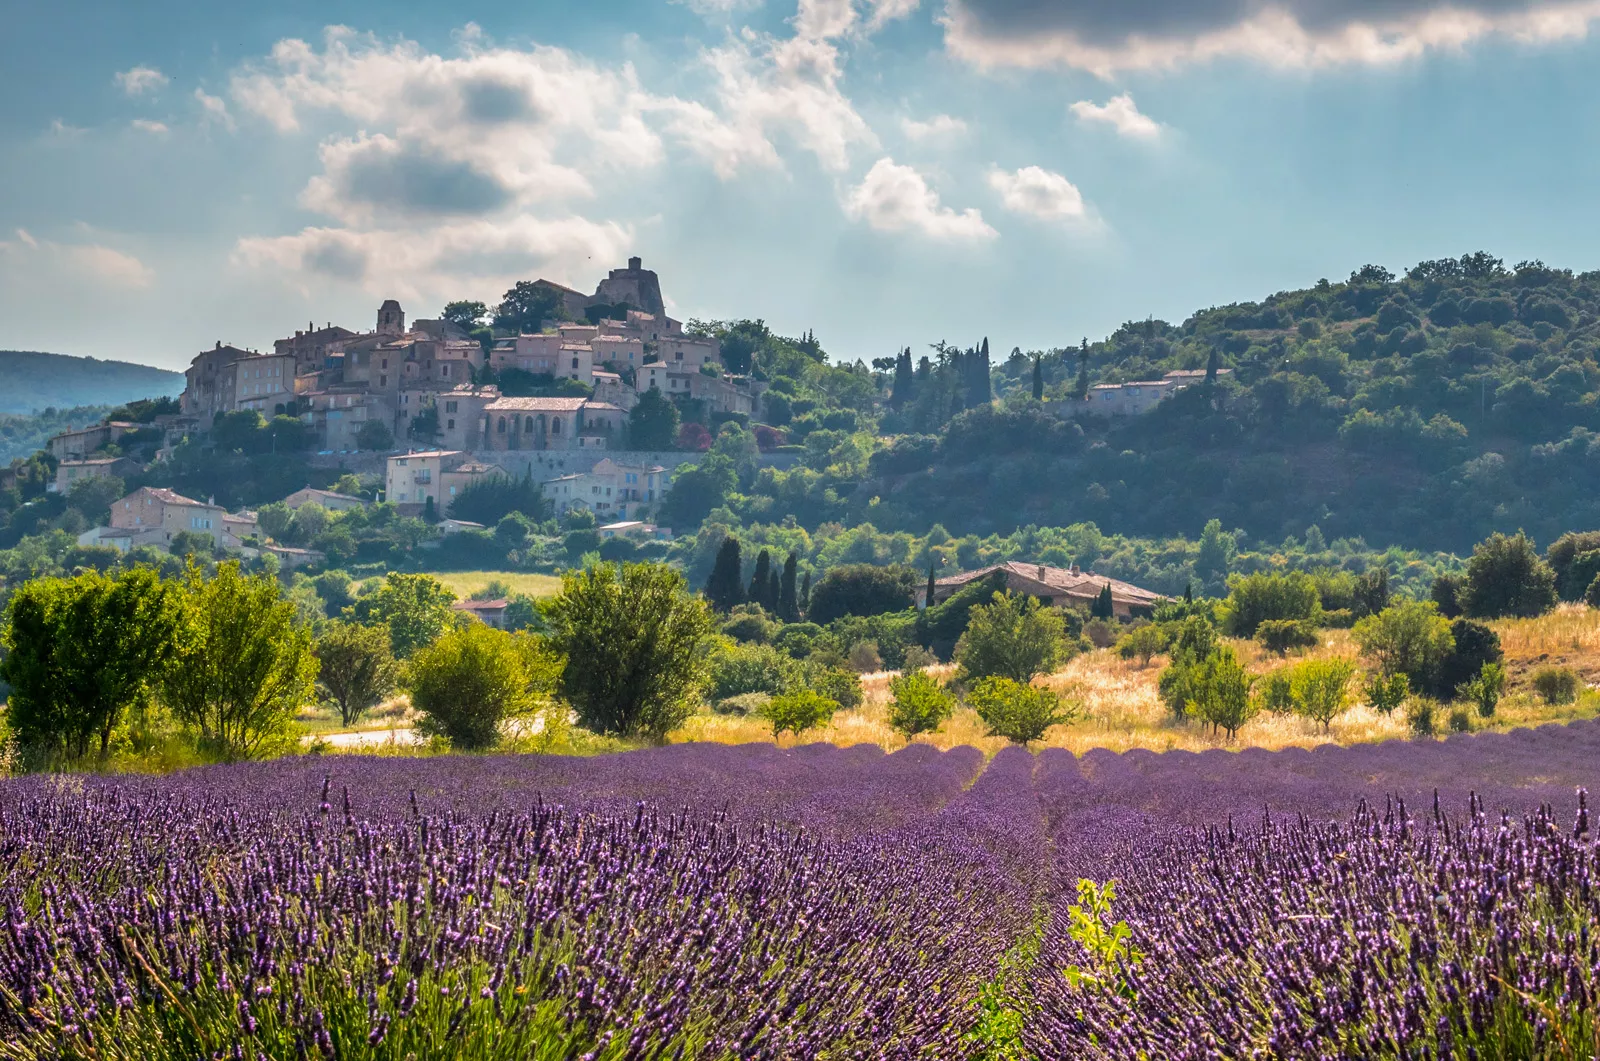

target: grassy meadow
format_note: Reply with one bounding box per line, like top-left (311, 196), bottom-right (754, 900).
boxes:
top-left (427, 570), bottom-right (563, 600)
top-left (674, 605), bottom-right (1600, 757)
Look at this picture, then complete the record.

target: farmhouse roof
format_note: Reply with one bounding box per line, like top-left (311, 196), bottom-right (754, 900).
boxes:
top-left (936, 561), bottom-right (1163, 608)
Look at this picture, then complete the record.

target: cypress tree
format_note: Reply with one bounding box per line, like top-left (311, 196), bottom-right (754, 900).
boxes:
top-left (1184, 580), bottom-right (1194, 604)
top-left (800, 571), bottom-right (812, 615)
top-left (779, 552), bottom-right (799, 622)
top-left (1205, 343), bottom-right (1220, 383)
top-left (891, 348), bottom-right (915, 409)
top-left (1092, 583), bottom-right (1115, 620)
top-left (748, 549), bottom-right (773, 611)
top-left (924, 561), bottom-right (938, 609)
top-left (1032, 354), bottom-right (1044, 401)
top-left (767, 568), bottom-right (781, 614)
top-left (705, 537), bottom-right (744, 612)
top-left (1075, 338), bottom-right (1090, 400)
top-left (976, 337), bottom-right (992, 405)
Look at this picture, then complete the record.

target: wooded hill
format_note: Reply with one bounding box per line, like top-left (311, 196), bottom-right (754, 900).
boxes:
top-left (857, 253), bottom-right (1600, 555)
top-left (0, 351), bottom-right (182, 416)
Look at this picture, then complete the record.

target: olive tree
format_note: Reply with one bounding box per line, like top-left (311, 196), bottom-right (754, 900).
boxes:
top-left (955, 591), bottom-right (1066, 683)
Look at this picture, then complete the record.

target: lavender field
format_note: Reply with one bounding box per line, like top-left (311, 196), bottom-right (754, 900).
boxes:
top-left (5, 724), bottom-right (1600, 1059)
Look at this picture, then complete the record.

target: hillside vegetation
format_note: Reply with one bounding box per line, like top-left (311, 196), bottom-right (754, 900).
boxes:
top-left (0, 350), bottom-right (182, 416)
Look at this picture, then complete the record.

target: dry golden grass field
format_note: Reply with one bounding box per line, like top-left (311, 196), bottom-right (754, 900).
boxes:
top-left (673, 605), bottom-right (1600, 757)
top-left (428, 571), bottom-right (563, 600)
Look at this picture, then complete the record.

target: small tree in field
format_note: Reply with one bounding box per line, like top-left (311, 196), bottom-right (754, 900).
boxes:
top-left (956, 592), bottom-right (1066, 683)
top-left (1291, 658), bottom-right (1355, 732)
top-left (887, 671), bottom-right (955, 738)
top-left (409, 624), bottom-right (534, 749)
top-left (967, 677), bottom-right (1079, 744)
top-left (1117, 624), bottom-right (1166, 668)
top-left (767, 689), bottom-right (838, 738)
top-left (1184, 648), bottom-right (1257, 739)
top-left (1352, 601), bottom-right (1454, 686)
top-left (1364, 671), bottom-right (1410, 716)
top-left (1461, 531), bottom-right (1558, 619)
top-left (313, 622), bottom-right (401, 727)
top-left (163, 562), bottom-right (317, 761)
top-left (546, 562), bottom-right (716, 740)
top-left (349, 573), bottom-right (458, 658)
top-left (0, 568), bottom-right (183, 759)
top-left (1461, 662), bottom-right (1506, 719)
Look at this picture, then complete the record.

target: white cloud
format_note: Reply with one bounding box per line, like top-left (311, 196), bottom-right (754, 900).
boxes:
top-left (1069, 94), bottom-right (1161, 139)
top-left (116, 66), bottom-right (165, 95)
top-left (684, 32), bottom-right (877, 174)
top-left (901, 113), bottom-right (968, 140)
top-left (795, 0), bottom-right (859, 39)
top-left (233, 214), bottom-right (630, 301)
top-left (942, 0), bottom-right (1600, 76)
top-left (988, 165), bottom-right (1086, 221)
top-left (844, 157), bottom-right (996, 240)
top-left (671, 0), bottom-right (763, 15)
top-left (194, 89), bottom-right (235, 130)
top-left (1, 229), bottom-right (154, 289)
top-left (130, 119), bottom-right (170, 135)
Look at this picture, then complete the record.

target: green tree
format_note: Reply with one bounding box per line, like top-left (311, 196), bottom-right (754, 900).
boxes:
top-left (1364, 671), bottom-right (1410, 715)
top-left (64, 474), bottom-right (124, 524)
top-left (1195, 519), bottom-right (1236, 584)
top-left (967, 676), bottom-right (1079, 744)
top-left (258, 500), bottom-right (293, 542)
top-left (1090, 583), bottom-right (1114, 620)
top-left (1222, 571), bottom-right (1322, 638)
top-left (0, 568), bottom-right (183, 759)
top-left (1352, 600), bottom-right (1454, 690)
top-left (409, 625), bottom-right (537, 749)
top-left (162, 562), bottom-right (317, 761)
top-left (1462, 662), bottom-right (1507, 719)
top-left (1116, 624), bottom-right (1167, 667)
top-left (704, 535), bottom-right (744, 612)
top-left (313, 621), bottom-right (401, 727)
top-left (778, 552), bottom-right (800, 623)
top-left (806, 564), bottom-right (920, 625)
top-left (440, 299), bottom-right (489, 332)
top-left (659, 455), bottom-right (737, 530)
top-left (887, 670), bottom-right (955, 738)
top-left (355, 419), bottom-right (394, 451)
top-left (1183, 648), bottom-right (1257, 739)
top-left (546, 562), bottom-right (716, 739)
top-left (955, 591), bottom-right (1067, 683)
top-left (747, 548), bottom-right (774, 611)
top-left (1290, 658), bottom-right (1355, 731)
top-left (349, 573), bottom-right (458, 657)
top-left (449, 471), bottom-right (546, 524)
top-left (1031, 354), bottom-right (1044, 401)
top-left (1461, 531), bottom-right (1558, 619)
top-left (767, 688), bottom-right (838, 738)
top-left (494, 280), bottom-right (564, 334)
top-left (628, 387), bottom-right (681, 450)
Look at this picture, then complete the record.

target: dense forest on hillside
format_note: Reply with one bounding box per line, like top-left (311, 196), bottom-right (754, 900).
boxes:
top-left (674, 253), bottom-right (1600, 556)
top-left (0, 351), bottom-right (182, 416)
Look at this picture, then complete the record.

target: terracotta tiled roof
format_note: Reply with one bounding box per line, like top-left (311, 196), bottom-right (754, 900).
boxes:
top-left (484, 397), bottom-right (588, 412)
top-left (936, 561), bottom-right (1163, 607)
top-left (136, 486), bottom-right (214, 508)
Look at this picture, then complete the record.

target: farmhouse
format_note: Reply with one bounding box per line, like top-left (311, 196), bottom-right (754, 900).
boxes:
top-left (928, 561), bottom-right (1164, 618)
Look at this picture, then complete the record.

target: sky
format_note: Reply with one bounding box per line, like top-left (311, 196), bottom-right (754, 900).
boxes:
top-left (4, 0), bottom-right (1600, 371)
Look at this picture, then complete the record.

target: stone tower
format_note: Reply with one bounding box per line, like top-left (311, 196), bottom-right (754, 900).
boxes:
top-left (593, 258), bottom-right (666, 319)
top-left (377, 299), bottom-right (405, 337)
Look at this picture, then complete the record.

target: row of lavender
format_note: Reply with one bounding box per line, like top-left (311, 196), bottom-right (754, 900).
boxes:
top-left (3, 723), bottom-right (1600, 1058)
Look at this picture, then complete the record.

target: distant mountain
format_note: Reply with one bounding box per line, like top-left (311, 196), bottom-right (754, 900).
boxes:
top-left (0, 351), bottom-right (183, 415)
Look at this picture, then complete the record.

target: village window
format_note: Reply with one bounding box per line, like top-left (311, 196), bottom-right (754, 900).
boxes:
top-left (446, 418), bottom-right (455, 430)
top-left (552, 418), bottom-right (562, 434)
top-left (497, 417), bottom-right (506, 433)
top-left (524, 417), bottom-right (534, 432)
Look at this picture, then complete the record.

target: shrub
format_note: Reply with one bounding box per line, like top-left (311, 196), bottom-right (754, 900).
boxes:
top-left (848, 641), bottom-right (884, 673)
top-left (721, 607), bottom-right (778, 644)
top-left (967, 677), bottom-right (1079, 744)
top-left (902, 645), bottom-right (939, 671)
top-left (807, 665), bottom-right (863, 710)
top-left (1448, 706), bottom-right (1473, 733)
top-left (707, 641), bottom-right (797, 702)
top-left (1531, 665), bottom-right (1581, 705)
top-left (1427, 619), bottom-right (1503, 700)
top-left (1587, 573), bottom-right (1600, 610)
top-left (1460, 662), bottom-right (1507, 719)
top-left (1291, 659), bottom-right (1356, 731)
top-left (1116, 624), bottom-right (1167, 668)
top-left (1255, 619), bottom-right (1318, 656)
top-left (1084, 619), bottom-right (1119, 649)
top-left (1364, 671), bottom-right (1410, 716)
top-left (767, 689), bottom-right (838, 738)
top-left (313, 621), bottom-right (401, 727)
top-left (1258, 670), bottom-right (1297, 715)
top-left (713, 691), bottom-right (770, 716)
top-left (956, 592), bottom-right (1066, 683)
top-left (805, 564), bottom-right (920, 625)
top-left (1407, 698), bottom-right (1436, 738)
top-left (409, 625), bottom-right (534, 750)
top-left (887, 671), bottom-right (955, 738)
top-left (773, 621), bottom-right (824, 658)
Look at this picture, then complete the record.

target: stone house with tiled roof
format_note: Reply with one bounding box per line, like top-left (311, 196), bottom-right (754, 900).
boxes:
top-left (928, 561), bottom-right (1164, 618)
top-left (109, 486), bottom-right (229, 548)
